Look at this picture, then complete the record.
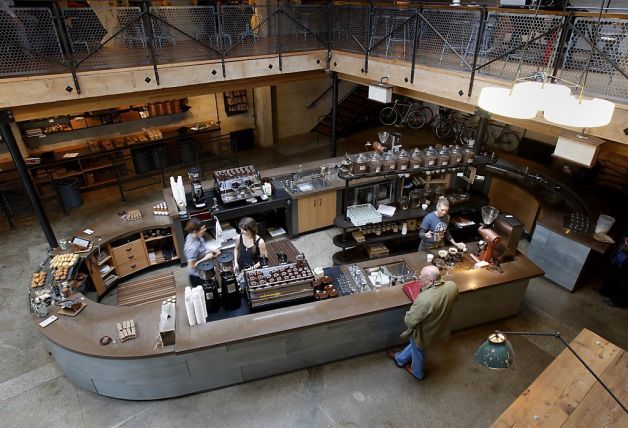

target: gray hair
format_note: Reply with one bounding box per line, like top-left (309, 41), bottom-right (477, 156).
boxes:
top-left (420, 265), bottom-right (441, 283)
top-left (436, 198), bottom-right (450, 209)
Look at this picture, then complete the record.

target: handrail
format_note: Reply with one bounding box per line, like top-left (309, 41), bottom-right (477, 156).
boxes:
top-left (307, 84), bottom-right (333, 109)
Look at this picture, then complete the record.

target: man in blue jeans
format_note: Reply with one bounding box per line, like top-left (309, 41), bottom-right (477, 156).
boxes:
top-left (388, 265), bottom-right (459, 380)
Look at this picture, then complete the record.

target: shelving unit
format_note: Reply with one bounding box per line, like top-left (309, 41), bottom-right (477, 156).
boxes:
top-left (332, 155), bottom-right (497, 265)
top-left (224, 90), bottom-right (248, 116)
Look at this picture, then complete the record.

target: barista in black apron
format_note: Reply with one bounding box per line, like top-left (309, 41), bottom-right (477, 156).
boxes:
top-left (233, 217), bottom-right (268, 271)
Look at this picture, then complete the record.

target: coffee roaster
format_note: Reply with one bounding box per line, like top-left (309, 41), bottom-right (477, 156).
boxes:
top-left (476, 206), bottom-right (523, 263)
top-left (245, 262), bottom-right (315, 309)
top-left (214, 166), bottom-right (264, 204)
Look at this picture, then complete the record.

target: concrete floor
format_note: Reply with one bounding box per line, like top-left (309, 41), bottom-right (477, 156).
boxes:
top-left (0, 127), bottom-right (626, 427)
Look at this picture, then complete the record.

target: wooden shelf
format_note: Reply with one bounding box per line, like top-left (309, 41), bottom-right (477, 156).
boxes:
top-left (333, 230), bottom-right (421, 249)
top-left (150, 256), bottom-right (179, 266)
top-left (97, 254), bottom-right (112, 266)
top-left (334, 208), bottom-right (426, 229)
top-left (144, 234), bottom-right (173, 243)
top-left (103, 274), bottom-right (119, 288)
top-left (332, 245), bottom-right (419, 265)
top-left (101, 266), bottom-right (116, 278)
top-left (82, 163), bottom-right (114, 172)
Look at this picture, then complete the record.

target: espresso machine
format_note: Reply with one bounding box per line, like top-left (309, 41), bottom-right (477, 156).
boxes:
top-left (188, 168), bottom-right (207, 208)
top-left (217, 253), bottom-right (241, 309)
top-left (197, 260), bottom-right (220, 313)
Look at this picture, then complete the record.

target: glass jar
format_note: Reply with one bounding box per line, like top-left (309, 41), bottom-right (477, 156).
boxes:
top-left (463, 148), bottom-right (476, 164)
top-left (422, 146), bottom-right (437, 167)
top-left (382, 152), bottom-right (397, 171)
top-left (409, 189), bottom-right (422, 208)
top-left (396, 149), bottom-right (410, 171)
top-left (340, 153), bottom-right (353, 174)
top-left (399, 196), bottom-right (409, 210)
top-left (410, 148), bottom-right (423, 170)
top-left (368, 152), bottom-right (382, 173)
top-left (449, 145), bottom-right (463, 165)
top-left (437, 147), bottom-right (450, 167)
top-left (354, 153), bottom-right (369, 175)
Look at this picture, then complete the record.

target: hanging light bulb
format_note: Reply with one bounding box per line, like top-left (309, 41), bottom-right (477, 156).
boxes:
top-left (478, 86), bottom-right (538, 120)
top-left (512, 81), bottom-right (572, 112)
top-left (544, 96), bottom-right (615, 128)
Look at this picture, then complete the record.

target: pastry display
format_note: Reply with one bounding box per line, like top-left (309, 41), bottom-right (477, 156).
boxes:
top-left (50, 253), bottom-right (79, 269)
top-left (30, 271), bottom-right (47, 288)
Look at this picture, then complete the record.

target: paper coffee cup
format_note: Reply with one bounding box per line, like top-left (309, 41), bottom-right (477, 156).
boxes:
top-left (427, 254), bottom-right (434, 263)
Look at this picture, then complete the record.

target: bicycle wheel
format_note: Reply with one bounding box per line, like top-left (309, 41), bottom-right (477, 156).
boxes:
top-left (458, 126), bottom-right (478, 148)
top-left (418, 106), bottom-right (434, 125)
top-left (379, 107), bottom-right (398, 126)
top-left (433, 118), bottom-right (454, 141)
top-left (406, 110), bottom-right (426, 129)
top-left (498, 132), bottom-right (521, 153)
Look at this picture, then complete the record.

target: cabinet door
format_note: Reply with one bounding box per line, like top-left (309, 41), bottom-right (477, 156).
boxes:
top-left (298, 195), bottom-right (319, 233)
top-left (316, 191), bottom-right (337, 228)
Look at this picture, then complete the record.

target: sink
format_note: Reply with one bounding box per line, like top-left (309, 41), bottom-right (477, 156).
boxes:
top-left (295, 179), bottom-right (329, 192)
top-left (364, 259), bottom-right (416, 288)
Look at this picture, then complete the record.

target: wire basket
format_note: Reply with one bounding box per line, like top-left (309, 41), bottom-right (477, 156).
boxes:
top-left (347, 204), bottom-right (382, 226)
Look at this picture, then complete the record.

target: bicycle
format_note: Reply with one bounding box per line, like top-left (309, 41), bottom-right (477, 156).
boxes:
top-left (379, 99), bottom-right (426, 129)
top-left (457, 120), bottom-right (521, 152)
top-left (432, 107), bottom-right (476, 145)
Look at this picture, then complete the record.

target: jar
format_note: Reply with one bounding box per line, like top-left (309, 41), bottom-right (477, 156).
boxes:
top-left (409, 189), bottom-right (422, 208)
top-left (368, 152), bottom-right (382, 173)
top-left (340, 154), bottom-right (353, 174)
top-left (396, 149), bottom-right (410, 171)
top-left (422, 146), bottom-right (437, 167)
top-left (410, 148), bottom-right (423, 170)
top-left (354, 153), bottom-right (369, 175)
top-left (449, 145), bottom-right (463, 165)
top-left (437, 147), bottom-right (450, 167)
top-left (463, 148), bottom-right (476, 164)
top-left (382, 152), bottom-right (396, 171)
top-left (400, 196), bottom-right (409, 210)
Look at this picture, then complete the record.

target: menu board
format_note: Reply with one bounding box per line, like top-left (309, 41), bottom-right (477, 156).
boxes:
top-left (224, 90), bottom-right (248, 116)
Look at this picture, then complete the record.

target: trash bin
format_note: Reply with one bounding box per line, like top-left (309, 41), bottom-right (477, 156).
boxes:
top-left (56, 177), bottom-right (83, 209)
top-left (178, 140), bottom-right (196, 163)
top-left (132, 149), bottom-right (154, 174)
top-left (152, 144), bottom-right (169, 169)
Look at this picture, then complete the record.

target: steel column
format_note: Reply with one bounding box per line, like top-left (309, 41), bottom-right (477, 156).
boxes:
top-left (475, 108), bottom-right (489, 155)
top-left (330, 71), bottom-right (339, 158)
top-left (467, 7), bottom-right (487, 97)
top-left (0, 111), bottom-right (58, 249)
top-left (142, 2), bottom-right (160, 85)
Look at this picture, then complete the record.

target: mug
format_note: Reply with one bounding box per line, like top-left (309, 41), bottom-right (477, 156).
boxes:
top-left (296, 253), bottom-right (305, 268)
top-left (427, 254), bottom-right (434, 263)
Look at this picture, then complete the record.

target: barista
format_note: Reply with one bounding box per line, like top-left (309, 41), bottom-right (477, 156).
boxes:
top-left (184, 218), bottom-right (221, 286)
top-left (233, 217), bottom-right (268, 271)
top-left (418, 198), bottom-right (465, 252)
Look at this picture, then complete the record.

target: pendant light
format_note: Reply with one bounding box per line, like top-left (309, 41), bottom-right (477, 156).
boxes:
top-left (511, 80), bottom-right (572, 112)
top-left (478, 86), bottom-right (538, 119)
top-left (544, 0), bottom-right (615, 129)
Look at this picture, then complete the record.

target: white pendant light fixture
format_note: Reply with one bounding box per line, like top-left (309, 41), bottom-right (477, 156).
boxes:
top-left (545, 96), bottom-right (615, 128)
top-left (478, 86), bottom-right (538, 119)
top-left (512, 81), bottom-right (572, 112)
top-left (543, 0), bottom-right (615, 129)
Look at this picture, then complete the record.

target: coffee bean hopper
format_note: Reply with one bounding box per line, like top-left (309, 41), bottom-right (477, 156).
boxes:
top-left (197, 260), bottom-right (220, 313)
top-left (217, 253), bottom-right (240, 309)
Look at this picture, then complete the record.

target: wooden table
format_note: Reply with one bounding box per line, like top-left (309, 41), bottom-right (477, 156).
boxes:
top-left (493, 328), bottom-right (627, 427)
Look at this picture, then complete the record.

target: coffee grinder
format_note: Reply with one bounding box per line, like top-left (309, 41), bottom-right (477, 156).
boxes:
top-left (197, 260), bottom-right (220, 312)
top-left (188, 168), bottom-right (206, 208)
top-left (217, 253), bottom-right (241, 309)
top-left (477, 206), bottom-right (501, 262)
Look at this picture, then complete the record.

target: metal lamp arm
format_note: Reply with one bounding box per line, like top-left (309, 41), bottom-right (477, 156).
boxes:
top-left (496, 330), bottom-right (627, 413)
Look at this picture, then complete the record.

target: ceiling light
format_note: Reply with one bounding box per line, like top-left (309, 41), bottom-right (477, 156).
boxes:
top-left (368, 77), bottom-right (393, 103)
top-left (478, 87), bottom-right (538, 120)
top-left (512, 81), bottom-right (572, 112)
top-left (545, 96), bottom-right (615, 128)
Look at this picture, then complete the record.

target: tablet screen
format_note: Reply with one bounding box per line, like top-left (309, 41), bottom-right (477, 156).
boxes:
top-left (72, 236), bottom-right (90, 248)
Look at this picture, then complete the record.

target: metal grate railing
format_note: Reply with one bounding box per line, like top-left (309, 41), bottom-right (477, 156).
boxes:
top-left (0, 5), bottom-right (626, 105)
top-left (560, 16), bottom-right (628, 103)
top-left (0, 8), bottom-right (66, 77)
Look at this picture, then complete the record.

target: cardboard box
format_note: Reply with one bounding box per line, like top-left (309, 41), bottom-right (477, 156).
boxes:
top-left (70, 117), bottom-right (87, 130)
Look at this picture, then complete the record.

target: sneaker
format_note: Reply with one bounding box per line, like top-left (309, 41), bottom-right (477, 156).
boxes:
top-left (404, 364), bottom-right (424, 380)
top-left (387, 349), bottom-right (403, 368)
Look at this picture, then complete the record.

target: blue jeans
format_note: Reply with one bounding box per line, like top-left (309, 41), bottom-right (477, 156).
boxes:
top-left (395, 338), bottom-right (425, 380)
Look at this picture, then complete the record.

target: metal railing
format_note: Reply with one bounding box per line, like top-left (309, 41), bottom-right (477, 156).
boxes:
top-left (0, 3), bottom-right (626, 103)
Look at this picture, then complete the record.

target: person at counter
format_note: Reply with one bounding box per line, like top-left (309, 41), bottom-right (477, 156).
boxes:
top-left (388, 265), bottom-right (458, 380)
top-left (233, 217), bottom-right (268, 272)
top-left (184, 218), bottom-right (221, 286)
top-left (418, 198), bottom-right (465, 252)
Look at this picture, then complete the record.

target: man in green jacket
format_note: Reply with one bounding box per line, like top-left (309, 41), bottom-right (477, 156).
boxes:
top-left (389, 265), bottom-right (459, 380)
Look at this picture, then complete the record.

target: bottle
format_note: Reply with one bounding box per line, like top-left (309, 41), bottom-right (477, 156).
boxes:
top-left (402, 222), bottom-right (408, 235)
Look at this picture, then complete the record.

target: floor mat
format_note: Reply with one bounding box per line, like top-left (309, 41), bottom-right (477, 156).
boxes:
top-left (117, 272), bottom-right (176, 307)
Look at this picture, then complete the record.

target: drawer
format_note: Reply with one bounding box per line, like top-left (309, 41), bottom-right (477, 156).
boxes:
top-left (117, 257), bottom-right (149, 277)
top-left (111, 239), bottom-right (146, 264)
